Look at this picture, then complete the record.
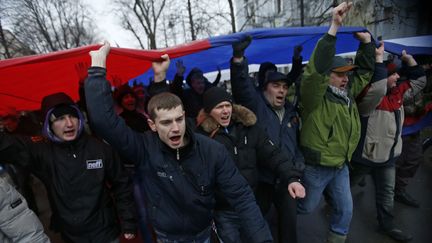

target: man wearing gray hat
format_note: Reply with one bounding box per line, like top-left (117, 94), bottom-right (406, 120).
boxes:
top-left (296, 2), bottom-right (382, 243)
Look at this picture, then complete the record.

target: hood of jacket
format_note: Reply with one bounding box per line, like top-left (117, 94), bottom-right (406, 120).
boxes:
top-left (40, 92), bottom-right (85, 143)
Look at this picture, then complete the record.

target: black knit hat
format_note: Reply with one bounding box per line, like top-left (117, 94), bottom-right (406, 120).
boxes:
top-left (203, 87), bottom-right (232, 113)
top-left (41, 92), bottom-right (75, 120)
top-left (50, 104), bottom-right (79, 121)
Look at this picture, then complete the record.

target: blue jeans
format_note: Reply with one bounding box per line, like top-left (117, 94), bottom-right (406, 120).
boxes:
top-left (350, 162), bottom-right (396, 230)
top-left (214, 210), bottom-right (249, 243)
top-left (298, 164), bottom-right (353, 235)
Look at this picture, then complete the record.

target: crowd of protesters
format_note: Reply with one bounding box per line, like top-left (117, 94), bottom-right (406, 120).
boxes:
top-left (1, 2), bottom-right (431, 243)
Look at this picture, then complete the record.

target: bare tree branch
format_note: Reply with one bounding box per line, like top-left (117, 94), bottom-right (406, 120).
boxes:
top-left (3, 0), bottom-right (96, 53)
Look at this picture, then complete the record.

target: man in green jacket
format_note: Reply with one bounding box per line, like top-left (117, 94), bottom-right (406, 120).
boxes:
top-left (297, 2), bottom-right (377, 243)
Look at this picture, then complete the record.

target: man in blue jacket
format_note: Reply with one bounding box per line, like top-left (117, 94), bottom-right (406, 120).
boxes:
top-left (230, 30), bottom-right (304, 243)
top-left (84, 42), bottom-right (272, 243)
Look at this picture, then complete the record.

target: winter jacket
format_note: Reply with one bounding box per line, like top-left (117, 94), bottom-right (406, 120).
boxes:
top-left (299, 34), bottom-right (375, 167)
top-left (402, 69), bottom-right (432, 130)
top-left (230, 59), bottom-right (304, 184)
top-left (0, 132), bottom-right (136, 243)
top-left (0, 177), bottom-right (50, 243)
top-left (119, 109), bottom-right (150, 133)
top-left (353, 65), bottom-right (426, 166)
top-left (85, 67), bottom-right (273, 242)
top-left (196, 104), bottom-right (301, 210)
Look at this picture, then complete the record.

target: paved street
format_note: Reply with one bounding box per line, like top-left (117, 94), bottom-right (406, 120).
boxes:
top-left (297, 145), bottom-right (432, 243)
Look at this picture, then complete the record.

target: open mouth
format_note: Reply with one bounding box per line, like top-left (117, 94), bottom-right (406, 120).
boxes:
top-left (170, 135), bottom-right (181, 143)
top-left (64, 130), bottom-right (75, 136)
top-left (221, 116), bottom-right (230, 121)
top-left (276, 95), bottom-right (285, 103)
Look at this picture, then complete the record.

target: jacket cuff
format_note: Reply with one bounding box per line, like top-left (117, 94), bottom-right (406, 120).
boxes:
top-left (323, 33), bottom-right (337, 42)
top-left (288, 177), bottom-right (302, 185)
top-left (230, 57), bottom-right (248, 67)
top-left (371, 63), bottom-right (387, 83)
top-left (88, 67), bottom-right (106, 77)
top-left (407, 65), bottom-right (425, 80)
top-left (148, 80), bottom-right (170, 96)
top-left (276, 162), bottom-right (296, 185)
top-left (121, 225), bottom-right (137, 235)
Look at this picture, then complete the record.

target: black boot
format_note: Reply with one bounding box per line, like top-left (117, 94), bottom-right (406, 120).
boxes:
top-left (394, 190), bottom-right (420, 208)
top-left (380, 228), bottom-right (413, 242)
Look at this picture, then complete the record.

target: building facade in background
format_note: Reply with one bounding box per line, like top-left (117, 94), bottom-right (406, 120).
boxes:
top-left (234, 0), bottom-right (431, 40)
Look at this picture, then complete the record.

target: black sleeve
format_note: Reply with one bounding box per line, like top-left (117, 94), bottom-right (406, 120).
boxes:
top-left (230, 58), bottom-right (260, 110)
top-left (0, 133), bottom-right (34, 169)
top-left (148, 80), bottom-right (171, 97)
top-left (287, 56), bottom-right (303, 85)
top-left (170, 74), bottom-right (185, 98)
top-left (254, 127), bottom-right (302, 185)
top-left (104, 144), bottom-right (137, 234)
top-left (212, 71), bottom-right (221, 86)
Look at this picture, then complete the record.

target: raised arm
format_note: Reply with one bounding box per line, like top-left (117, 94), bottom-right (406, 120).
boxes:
top-left (349, 32), bottom-right (375, 97)
top-left (211, 66), bottom-right (222, 86)
top-left (85, 42), bottom-right (145, 163)
top-left (300, 2), bottom-right (356, 115)
top-left (287, 45), bottom-right (304, 85)
top-left (148, 54), bottom-right (172, 96)
top-left (356, 41), bottom-right (387, 116)
top-left (230, 35), bottom-right (261, 110)
top-left (401, 50), bottom-right (427, 98)
top-left (327, 2), bottom-right (353, 37)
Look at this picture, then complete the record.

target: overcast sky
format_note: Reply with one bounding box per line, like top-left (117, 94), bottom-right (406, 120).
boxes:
top-left (83, 0), bottom-right (137, 48)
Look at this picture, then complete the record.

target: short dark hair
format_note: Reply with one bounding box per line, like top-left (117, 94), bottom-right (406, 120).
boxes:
top-left (147, 92), bottom-right (184, 120)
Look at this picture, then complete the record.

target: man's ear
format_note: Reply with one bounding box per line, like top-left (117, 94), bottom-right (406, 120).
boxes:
top-left (147, 119), bottom-right (157, 132)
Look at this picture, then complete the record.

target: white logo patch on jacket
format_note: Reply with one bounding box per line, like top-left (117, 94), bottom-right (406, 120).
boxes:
top-left (86, 159), bottom-right (103, 169)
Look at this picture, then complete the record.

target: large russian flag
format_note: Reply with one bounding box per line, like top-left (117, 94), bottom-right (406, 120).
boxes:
top-left (0, 26), bottom-right (370, 111)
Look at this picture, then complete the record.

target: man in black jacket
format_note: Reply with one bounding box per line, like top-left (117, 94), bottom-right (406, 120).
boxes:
top-left (196, 86), bottom-right (305, 243)
top-left (0, 92), bottom-right (136, 243)
top-left (84, 42), bottom-right (272, 243)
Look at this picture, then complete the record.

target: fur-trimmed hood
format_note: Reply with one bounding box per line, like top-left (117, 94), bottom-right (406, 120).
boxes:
top-left (196, 104), bottom-right (257, 134)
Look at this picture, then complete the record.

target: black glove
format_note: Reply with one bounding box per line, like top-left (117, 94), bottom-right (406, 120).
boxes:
top-left (293, 45), bottom-right (303, 59)
top-left (232, 35), bottom-right (252, 58)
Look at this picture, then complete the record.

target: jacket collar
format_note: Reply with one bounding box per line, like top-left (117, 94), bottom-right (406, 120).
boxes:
top-left (159, 125), bottom-right (196, 161)
top-left (196, 104), bottom-right (256, 136)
